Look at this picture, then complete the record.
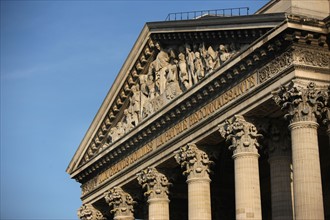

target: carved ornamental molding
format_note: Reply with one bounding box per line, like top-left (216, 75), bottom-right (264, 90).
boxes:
top-left (137, 167), bottom-right (170, 199)
top-left (272, 81), bottom-right (329, 123)
top-left (293, 47), bottom-right (330, 69)
top-left (104, 187), bottom-right (135, 218)
top-left (174, 143), bottom-right (212, 179)
top-left (77, 204), bottom-right (106, 220)
top-left (257, 47), bottom-right (330, 84)
top-left (219, 115), bottom-right (262, 155)
top-left (257, 51), bottom-right (293, 83)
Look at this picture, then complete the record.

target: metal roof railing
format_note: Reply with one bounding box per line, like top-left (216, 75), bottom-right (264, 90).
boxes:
top-left (165, 7), bottom-right (249, 21)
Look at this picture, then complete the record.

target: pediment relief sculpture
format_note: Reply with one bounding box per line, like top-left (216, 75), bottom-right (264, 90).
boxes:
top-left (81, 39), bottom-right (242, 165)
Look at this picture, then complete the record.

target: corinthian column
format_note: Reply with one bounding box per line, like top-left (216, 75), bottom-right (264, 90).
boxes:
top-left (219, 115), bottom-right (262, 220)
top-left (174, 143), bottom-right (212, 220)
top-left (104, 187), bottom-right (135, 220)
top-left (272, 81), bottom-right (328, 220)
top-left (77, 204), bottom-right (106, 220)
top-left (137, 167), bottom-right (170, 220)
top-left (267, 120), bottom-right (293, 220)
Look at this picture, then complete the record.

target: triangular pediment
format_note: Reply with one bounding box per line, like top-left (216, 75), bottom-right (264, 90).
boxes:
top-left (67, 13), bottom-right (288, 179)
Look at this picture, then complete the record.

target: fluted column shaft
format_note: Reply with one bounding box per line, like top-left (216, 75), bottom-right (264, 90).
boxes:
top-left (187, 176), bottom-right (211, 220)
top-left (137, 167), bottom-right (170, 220)
top-left (272, 81), bottom-right (327, 220)
top-left (175, 143), bottom-right (212, 220)
top-left (268, 121), bottom-right (293, 220)
top-left (219, 115), bottom-right (262, 220)
top-left (233, 152), bottom-right (262, 220)
top-left (289, 121), bottom-right (323, 219)
top-left (148, 197), bottom-right (170, 220)
top-left (269, 155), bottom-right (293, 220)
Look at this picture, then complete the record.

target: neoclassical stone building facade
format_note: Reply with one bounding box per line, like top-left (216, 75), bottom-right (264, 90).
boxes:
top-left (67, 1), bottom-right (330, 219)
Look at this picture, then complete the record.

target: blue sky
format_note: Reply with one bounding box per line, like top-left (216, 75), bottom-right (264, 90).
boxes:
top-left (1, 1), bottom-right (267, 219)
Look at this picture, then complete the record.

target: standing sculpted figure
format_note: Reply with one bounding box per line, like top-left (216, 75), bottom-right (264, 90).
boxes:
top-left (166, 56), bottom-right (178, 85)
top-left (149, 42), bottom-right (170, 95)
top-left (178, 52), bottom-right (191, 90)
top-left (139, 74), bottom-right (148, 99)
top-left (130, 85), bottom-right (140, 126)
top-left (185, 43), bottom-right (196, 84)
top-left (194, 51), bottom-right (205, 81)
top-left (146, 74), bottom-right (156, 99)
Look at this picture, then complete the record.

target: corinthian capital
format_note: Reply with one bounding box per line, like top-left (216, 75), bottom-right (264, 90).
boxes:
top-left (77, 204), bottom-right (106, 220)
top-left (174, 143), bottom-right (212, 179)
top-left (219, 115), bottom-right (262, 154)
top-left (137, 167), bottom-right (170, 199)
top-left (104, 187), bottom-right (135, 217)
top-left (272, 81), bottom-right (329, 123)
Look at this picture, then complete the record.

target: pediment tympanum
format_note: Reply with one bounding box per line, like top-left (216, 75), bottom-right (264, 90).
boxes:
top-left (78, 30), bottom-right (268, 167)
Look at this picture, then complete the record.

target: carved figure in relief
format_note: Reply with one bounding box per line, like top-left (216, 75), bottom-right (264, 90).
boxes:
top-left (218, 44), bottom-right (232, 65)
top-left (194, 52), bottom-right (205, 81)
top-left (123, 109), bottom-right (134, 133)
top-left (109, 126), bottom-right (118, 143)
top-left (146, 74), bottom-right (157, 99)
top-left (130, 85), bottom-right (141, 125)
top-left (178, 52), bottom-right (191, 90)
top-left (166, 60), bottom-right (178, 86)
top-left (151, 42), bottom-right (170, 95)
top-left (185, 44), bottom-right (195, 83)
top-left (116, 122), bottom-right (124, 138)
top-left (205, 46), bottom-right (218, 73)
top-left (139, 74), bottom-right (149, 98)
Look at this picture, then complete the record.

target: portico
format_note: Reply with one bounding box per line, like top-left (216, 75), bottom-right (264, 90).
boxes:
top-left (67, 1), bottom-right (330, 219)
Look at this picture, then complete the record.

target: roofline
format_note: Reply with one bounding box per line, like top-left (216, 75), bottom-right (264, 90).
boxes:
top-left (254, 0), bottom-right (279, 15)
top-left (146, 12), bottom-right (286, 31)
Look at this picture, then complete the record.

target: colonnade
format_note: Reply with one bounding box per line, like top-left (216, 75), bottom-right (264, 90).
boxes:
top-left (78, 81), bottom-right (329, 220)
